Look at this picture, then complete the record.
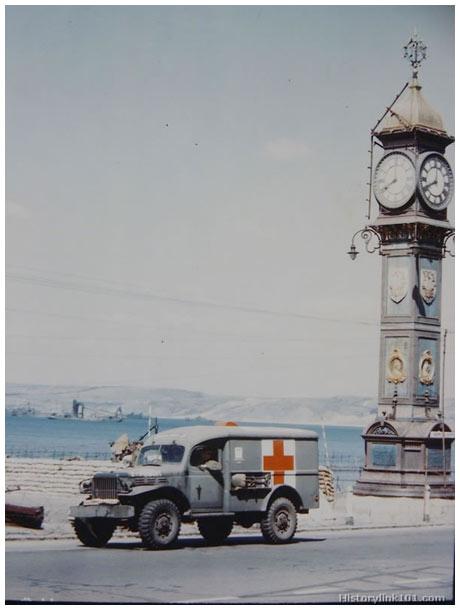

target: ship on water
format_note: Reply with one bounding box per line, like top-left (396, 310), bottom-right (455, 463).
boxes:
top-left (48, 400), bottom-right (124, 422)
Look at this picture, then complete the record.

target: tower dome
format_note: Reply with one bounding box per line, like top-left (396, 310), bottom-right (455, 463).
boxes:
top-left (378, 75), bottom-right (446, 136)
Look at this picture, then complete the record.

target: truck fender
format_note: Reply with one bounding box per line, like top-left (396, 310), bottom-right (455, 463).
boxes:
top-left (126, 485), bottom-right (165, 497)
top-left (127, 485), bottom-right (190, 514)
top-left (260, 486), bottom-right (304, 513)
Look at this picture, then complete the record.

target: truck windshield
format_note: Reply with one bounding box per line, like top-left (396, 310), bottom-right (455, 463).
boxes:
top-left (137, 444), bottom-right (185, 465)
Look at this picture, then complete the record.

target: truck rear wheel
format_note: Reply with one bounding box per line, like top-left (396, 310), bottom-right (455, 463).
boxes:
top-left (72, 518), bottom-right (116, 547)
top-left (261, 497), bottom-right (297, 544)
top-left (138, 499), bottom-right (181, 550)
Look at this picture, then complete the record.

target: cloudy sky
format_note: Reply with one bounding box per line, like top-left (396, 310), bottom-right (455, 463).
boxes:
top-left (6, 5), bottom-right (455, 398)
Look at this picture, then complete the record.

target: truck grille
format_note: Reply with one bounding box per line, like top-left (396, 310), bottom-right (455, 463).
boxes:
top-left (92, 476), bottom-right (119, 500)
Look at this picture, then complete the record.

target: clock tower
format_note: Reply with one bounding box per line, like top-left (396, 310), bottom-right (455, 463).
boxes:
top-left (352, 34), bottom-right (454, 498)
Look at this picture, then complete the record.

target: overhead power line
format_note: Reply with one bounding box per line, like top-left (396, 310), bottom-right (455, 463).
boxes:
top-left (6, 267), bottom-right (380, 327)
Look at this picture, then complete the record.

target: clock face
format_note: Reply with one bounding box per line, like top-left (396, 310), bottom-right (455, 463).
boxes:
top-left (373, 152), bottom-right (416, 210)
top-left (418, 153), bottom-right (454, 211)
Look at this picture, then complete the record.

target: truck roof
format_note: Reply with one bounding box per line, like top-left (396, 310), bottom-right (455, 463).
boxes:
top-left (146, 424), bottom-right (318, 446)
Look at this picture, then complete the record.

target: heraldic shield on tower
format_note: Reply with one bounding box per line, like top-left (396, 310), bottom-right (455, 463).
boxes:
top-left (350, 33), bottom-right (454, 499)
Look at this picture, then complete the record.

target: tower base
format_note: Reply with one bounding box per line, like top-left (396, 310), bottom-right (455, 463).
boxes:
top-left (353, 417), bottom-right (455, 499)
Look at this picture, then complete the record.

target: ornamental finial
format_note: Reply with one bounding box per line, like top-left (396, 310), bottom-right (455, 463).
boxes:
top-left (403, 29), bottom-right (427, 79)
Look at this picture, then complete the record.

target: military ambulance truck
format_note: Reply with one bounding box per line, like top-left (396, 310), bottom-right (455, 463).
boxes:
top-left (70, 424), bottom-right (319, 549)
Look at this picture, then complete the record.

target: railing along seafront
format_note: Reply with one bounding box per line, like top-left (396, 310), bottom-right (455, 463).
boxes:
top-left (319, 451), bottom-right (364, 490)
top-left (6, 447), bottom-right (113, 461)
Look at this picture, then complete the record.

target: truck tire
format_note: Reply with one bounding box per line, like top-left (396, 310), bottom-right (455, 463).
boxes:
top-left (72, 518), bottom-right (116, 547)
top-left (197, 517), bottom-right (233, 544)
top-left (260, 497), bottom-right (297, 544)
top-left (138, 499), bottom-right (181, 550)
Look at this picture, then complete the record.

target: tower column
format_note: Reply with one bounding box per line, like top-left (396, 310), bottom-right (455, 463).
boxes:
top-left (352, 34), bottom-right (454, 499)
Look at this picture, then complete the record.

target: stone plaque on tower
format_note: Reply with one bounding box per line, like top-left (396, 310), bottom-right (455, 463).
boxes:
top-left (351, 34), bottom-right (454, 498)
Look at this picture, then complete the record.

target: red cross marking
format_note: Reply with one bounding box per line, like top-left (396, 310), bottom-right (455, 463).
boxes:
top-left (263, 440), bottom-right (294, 485)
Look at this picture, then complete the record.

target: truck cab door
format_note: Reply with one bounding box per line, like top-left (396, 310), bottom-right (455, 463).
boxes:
top-left (187, 445), bottom-right (224, 510)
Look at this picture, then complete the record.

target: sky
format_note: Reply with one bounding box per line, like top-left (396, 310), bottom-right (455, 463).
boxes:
top-left (5, 5), bottom-right (455, 399)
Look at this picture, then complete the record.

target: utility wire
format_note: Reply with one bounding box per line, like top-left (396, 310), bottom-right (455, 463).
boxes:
top-left (7, 269), bottom-right (380, 327)
top-left (8, 265), bottom-right (454, 332)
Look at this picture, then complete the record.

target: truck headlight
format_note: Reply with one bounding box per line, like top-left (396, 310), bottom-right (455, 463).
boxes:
top-left (79, 479), bottom-right (93, 494)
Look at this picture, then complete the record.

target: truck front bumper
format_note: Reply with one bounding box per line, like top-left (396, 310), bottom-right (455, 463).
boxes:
top-left (70, 503), bottom-right (135, 519)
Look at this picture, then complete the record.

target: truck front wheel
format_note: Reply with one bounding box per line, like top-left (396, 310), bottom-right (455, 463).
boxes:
top-left (197, 517), bottom-right (233, 544)
top-left (261, 497), bottom-right (297, 544)
top-left (138, 499), bottom-right (181, 550)
top-left (73, 518), bottom-right (116, 547)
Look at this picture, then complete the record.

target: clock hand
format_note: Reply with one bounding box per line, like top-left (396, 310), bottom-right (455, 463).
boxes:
top-left (383, 177), bottom-right (397, 191)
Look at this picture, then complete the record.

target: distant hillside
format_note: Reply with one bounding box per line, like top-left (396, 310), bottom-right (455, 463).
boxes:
top-left (5, 383), bottom-right (455, 427)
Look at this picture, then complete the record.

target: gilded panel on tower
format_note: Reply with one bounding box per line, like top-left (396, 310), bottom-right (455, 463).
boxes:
top-left (416, 338), bottom-right (439, 398)
top-left (382, 337), bottom-right (409, 398)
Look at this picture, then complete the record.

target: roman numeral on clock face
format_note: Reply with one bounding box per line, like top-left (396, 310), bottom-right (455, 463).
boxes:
top-left (418, 153), bottom-right (453, 211)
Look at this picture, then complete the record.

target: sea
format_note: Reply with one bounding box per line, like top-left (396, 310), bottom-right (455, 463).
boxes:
top-left (6, 415), bottom-right (366, 490)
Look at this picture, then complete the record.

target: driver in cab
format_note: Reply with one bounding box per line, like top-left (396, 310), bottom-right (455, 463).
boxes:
top-left (199, 447), bottom-right (222, 471)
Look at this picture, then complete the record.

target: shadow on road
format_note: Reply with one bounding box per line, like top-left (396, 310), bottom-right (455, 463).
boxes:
top-left (106, 534), bottom-right (326, 551)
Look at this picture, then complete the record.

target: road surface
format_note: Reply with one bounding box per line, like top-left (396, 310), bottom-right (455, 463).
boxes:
top-left (6, 526), bottom-right (454, 604)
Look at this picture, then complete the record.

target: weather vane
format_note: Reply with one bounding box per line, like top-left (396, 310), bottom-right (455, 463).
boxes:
top-left (403, 29), bottom-right (427, 78)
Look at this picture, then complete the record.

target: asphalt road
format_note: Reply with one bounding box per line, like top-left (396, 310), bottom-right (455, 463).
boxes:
top-left (6, 526), bottom-right (454, 604)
